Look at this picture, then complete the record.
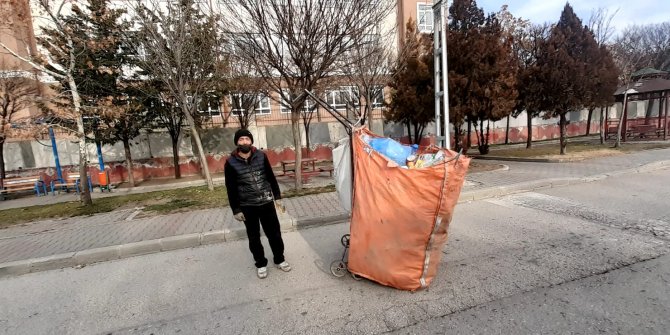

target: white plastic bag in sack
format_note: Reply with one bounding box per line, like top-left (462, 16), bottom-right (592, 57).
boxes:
top-left (332, 137), bottom-right (352, 213)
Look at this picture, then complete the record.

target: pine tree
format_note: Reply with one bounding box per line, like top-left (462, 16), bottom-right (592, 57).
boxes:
top-left (514, 24), bottom-right (549, 148)
top-left (469, 14), bottom-right (518, 154)
top-left (447, 0), bottom-right (485, 151)
top-left (537, 3), bottom-right (600, 154)
top-left (448, 0), bottom-right (518, 154)
top-left (386, 19), bottom-right (435, 144)
top-left (69, 0), bottom-right (143, 187)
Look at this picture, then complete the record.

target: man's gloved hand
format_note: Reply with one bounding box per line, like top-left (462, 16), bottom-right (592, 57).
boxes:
top-left (234, 212), bottom-right (246, 222)
top-left (275, 199), bottom-right (286, 213)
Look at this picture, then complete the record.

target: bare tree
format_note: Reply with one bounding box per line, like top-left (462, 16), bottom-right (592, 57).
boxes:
top-left (339, 31), bottom-right (394, 127)
top-left (0, 71), bottom-right (41, 180)
top-left (609, 41), bottom-right (647, 148)
top-left (588, 7), bottom-right (619, 141)
top-left (228, 92), bottom-right (259, 130)
top-left (143, 90), bottom-right (186, 179)
top-left (616, 23), bottom-right (670, 72)
top-left (218, 0), bottom-right (394, 189)
top-left (588, 7), bottom-right (618, 46)
top-left (224, 58), bottom-right (268, 129)
top-left (128, 0), bottom-right (222, 190)
top-left (299, 94), bottom-right (318, 157)
top-left (496, 5), bottom-right (529, 145)
top-left (0, 0), bottom-right (95, 205)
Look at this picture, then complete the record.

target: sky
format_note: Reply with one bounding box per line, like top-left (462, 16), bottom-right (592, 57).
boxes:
top-left (477, 0), bottom-right (670, 33)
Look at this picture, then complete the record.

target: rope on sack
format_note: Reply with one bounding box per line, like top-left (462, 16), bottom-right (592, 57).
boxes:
top-left (420, 151), bottom-right (452, 288)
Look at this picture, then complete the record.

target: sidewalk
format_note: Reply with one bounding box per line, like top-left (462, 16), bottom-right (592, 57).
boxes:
top-left (1, 148), bottom-right (670, 277)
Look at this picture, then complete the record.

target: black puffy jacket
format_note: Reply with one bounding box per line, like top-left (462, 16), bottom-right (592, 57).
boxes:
top-left (224, 147), bottom-right (281, 214)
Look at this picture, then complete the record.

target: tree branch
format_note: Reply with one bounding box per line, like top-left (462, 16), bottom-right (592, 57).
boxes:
top-left (0, 42), bottom-right (65, 79)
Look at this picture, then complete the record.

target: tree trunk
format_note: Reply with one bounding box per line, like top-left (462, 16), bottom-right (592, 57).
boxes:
top-left (123, 139), bottom-right (135, 187)
top-left (406, 122), bottom-right (412, 144)
top-left (526, 111), bottom-right (533, 149)
top-left (478, 119), bottom-right (489, 155)
top-left (183, 106), bottom-right (214, 190)
top-left (190, 124), bottom-right (214, 190)
top-left (365, 100), bottom-right (372, 128)
top-left (504, 115), bottom-right (510, 144)
top-left (363, 103), bottom-right (372, 130)
top-left (586, 107), bottom-right (594, 135)
top-left (68, 75), bottom-right (92, 205)
top-left (466, 118), bottom-right (472, 149)
top-left (453, 123), bottom-right (462, 152)
top-left (413, 123), bottom-right (418, 145)
top-left (599, 106), bottom-right (605, 145)
top-left (559, 113), bottom-right (567, 155)
top-left (291, 111), bottom-right (303, 190)
top-left (413, 123), bottom-right (424, 145)
top-left (304, 124), bottom-right (311, 158)
top-left (171, 137), bottom-right (181, 179)
top-left (0, 140), bottom-right (5, 181)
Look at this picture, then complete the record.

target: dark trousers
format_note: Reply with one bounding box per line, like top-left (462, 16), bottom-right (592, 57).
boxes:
top-left (241, 202), bottom-right (285, 268)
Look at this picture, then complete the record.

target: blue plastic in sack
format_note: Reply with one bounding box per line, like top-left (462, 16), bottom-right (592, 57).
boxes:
top-left (369, 138), bottom-right (416, 166)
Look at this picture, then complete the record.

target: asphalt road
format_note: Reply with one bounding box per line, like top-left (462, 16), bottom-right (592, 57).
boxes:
top-left (1, 168), bottom-right (668, 334)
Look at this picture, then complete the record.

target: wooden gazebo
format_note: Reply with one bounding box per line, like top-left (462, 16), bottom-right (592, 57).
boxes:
top-left (607, 68), bottom-right (670, 141)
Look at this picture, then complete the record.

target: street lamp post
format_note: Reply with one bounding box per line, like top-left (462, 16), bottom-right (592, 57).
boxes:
top-left (433, 0), bottom-right (451, 149)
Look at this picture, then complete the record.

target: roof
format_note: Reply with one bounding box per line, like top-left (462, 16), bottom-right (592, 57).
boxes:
top-left (632, 67), bottom-right (668, 78)
top-left (614, 77), bottom-right (670, 97)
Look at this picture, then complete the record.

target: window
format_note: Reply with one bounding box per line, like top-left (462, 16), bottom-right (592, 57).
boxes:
top-left (303, 97), bottom-right (316, 113)
top-left (325, 86), bottom-right (359, 110)
top-left (198, 95), bottom-right (221, 117)
top-left (280, 90), bottom-right (291, 114)
top-left (229, 93), bottom-right (246, 116)
top-left (417, 3), bottom-right (434, 33)
top-left (230, 93), bottom-right (270, 115)
top-left (280, 89), bottom-right (316, 114)
top-left (371, 86), bottom-right (385, 108)
top-left (187, 95), bottom-right (221, 116)
top-left (255, 93), bottom-right (271, 115)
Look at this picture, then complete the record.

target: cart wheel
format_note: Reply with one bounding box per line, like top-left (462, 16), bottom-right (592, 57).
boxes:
top-left (351, 273), bottom-right (363, 281)
top-left (330, 260), bottom-right (347, 277)
top-left (341, 234), bottom-right (350, 247)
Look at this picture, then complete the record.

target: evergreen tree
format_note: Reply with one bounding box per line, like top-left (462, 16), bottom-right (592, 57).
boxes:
top-left (448, 0), bottom-right (518, 154)
top-left (514, 24), bottom-right (549, 148)
top-left (386, 19), bottom-right (435, 145)
top-left (537, 3), bottom-right (600, 154)
top-left (69, 0), bottom-right (143, 187)
top-left (447, 0), bottom-right (485, 151)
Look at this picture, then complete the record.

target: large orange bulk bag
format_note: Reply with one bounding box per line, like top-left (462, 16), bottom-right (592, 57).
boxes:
top-left (347, 128), bottom-right (470, 291)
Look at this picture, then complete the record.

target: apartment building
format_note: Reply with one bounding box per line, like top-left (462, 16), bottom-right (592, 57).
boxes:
top-left (0, 0), bottom-right (44, 122)
top-left (1, 0), bottom-right (437, 130)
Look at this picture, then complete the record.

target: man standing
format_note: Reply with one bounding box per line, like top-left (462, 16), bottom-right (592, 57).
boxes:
top-left (224, 129), bottom-right (291, 279)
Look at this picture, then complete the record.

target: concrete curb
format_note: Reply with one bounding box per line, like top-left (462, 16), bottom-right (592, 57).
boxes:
top-left (471, 155), bottom-right (565, 163)
top-left (108, 177), bottom-right (227, 194)
top-left (2, 159), bottom-right (668, 279)
top-left (471, 147), bottom-right (670, 164)
top-left (0, 213), bottom-right (353, 279)
top-left (458, 159), bottom-right (670, 203)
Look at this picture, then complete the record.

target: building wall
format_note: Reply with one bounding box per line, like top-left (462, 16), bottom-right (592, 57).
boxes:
top-left (397, 0), bottom-right (434, 46)
top-left (0, 0), bottom-right (44, 121)
top-left (5, 104), bottom-right (656, 186)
